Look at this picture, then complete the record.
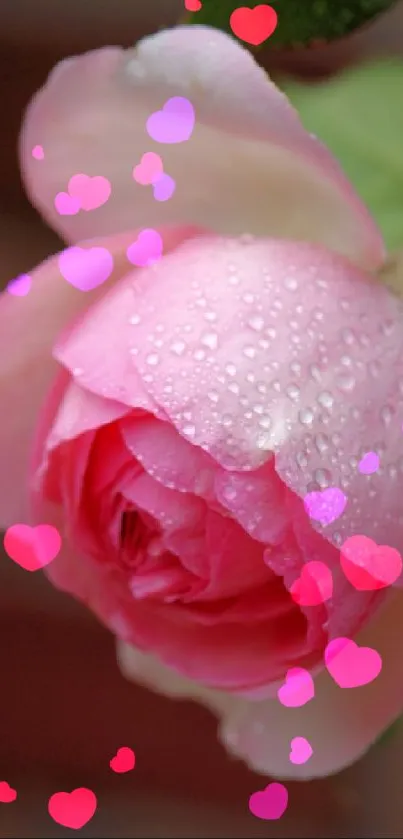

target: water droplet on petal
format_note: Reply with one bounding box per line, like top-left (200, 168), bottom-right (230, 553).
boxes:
top-left (243, 345), bottom-right (257, 359)
top-left (313, 468), bottom-right (332, 488)
top-left (204, 311), bottom-right (217, 322)
top-left (317, 391), bottom-right (334, 410)
top-left (207, 390), bottom-right (219, 403)
top-left (336, 373), bottom-right (356, 392)
top-left (258, 416), bottom-right (272, 430)
top-left (380, 405), bottom-right (394, 425)
top-left (284, 276), bottom-right (298, 291)
top-left (146, 353), bottom-right (160, 366)
top-left (247, 315), bottom-right (265, 332)
top-left (286, 384), bottom-right (300, 401)
top-left (171, 340), bottom-right (186, 356)
top-left (299, 408), bottom-right (314, 426)
top-left (201, 332), bottom-right (218, 350)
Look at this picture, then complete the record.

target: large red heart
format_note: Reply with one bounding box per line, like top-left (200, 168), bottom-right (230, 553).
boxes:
top-left (230, 5), bottom-right (278, 46)
top-left (48, 788), bottom-right (97, 830)
top-left (3, 524), bottom-right (61, 572)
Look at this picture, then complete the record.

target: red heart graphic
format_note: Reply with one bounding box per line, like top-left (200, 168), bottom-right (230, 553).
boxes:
top-left (230, 5), bottom-right (278, 46)
top-left (110, 747), bottom-right (136, 773)
top-left (340, 535), bottom-right (402, 590)
top-left (0, 782), bottom-right (17, 803)
top-left (3, 524), bottom-right (61, 572)
top-left (290, 561), bottom-right (333, 606)
top-left (48, 788), bottom-right (97, 829)
top-left (185, 0), bottom-right (202, 10)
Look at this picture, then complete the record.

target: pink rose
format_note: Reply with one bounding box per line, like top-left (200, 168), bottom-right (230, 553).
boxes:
top-left (2, 27), bottom-right (403, 781)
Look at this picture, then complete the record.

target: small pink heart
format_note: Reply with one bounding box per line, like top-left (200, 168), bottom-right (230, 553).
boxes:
top-left (153, 173), bottom-right (176, 202)
top-left (54, 192), bottom-right (81, 216)
top-left (289, 737), bottom-right (313, 765)
top-left (277, 667), bottom-right (314, 707)
top-left (133, 152), bottom-right (163, 185)
top-left (58, 246), bottom-right (114, 291)
top-left (127, 229), bottom-right (163, 267)
top-left (6, 274), bottom-right (32, 297)
top-left (0, 782), bottom-right (17, 803)
top-left (304, 487), bottom-right (347, 526)
top-left (249, 782), bottom-right (288, 821)
top-left (32, 144), bottom-right (44, 160)
top-left (48, 788), bottom-right (97, 830)
top-left (68, 173), bottom-right (111, 211)
top-left (290, 561), bottom-right (333, 606)
top-left (110, 747), bottom-right (136, 773)
top-left (325, 637), bottom-right (382, 688)
top-left (146, 97), bottom-right (195, 144)
top-left (358, 451), bottom-right (380, 475)
top-left (3, 524), bottom-right (61, 572)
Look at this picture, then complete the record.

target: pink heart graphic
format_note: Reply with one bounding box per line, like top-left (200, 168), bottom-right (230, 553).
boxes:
top-left (58, 246), bottom-right (114, 291)
top-left (3, 524), bottom-right (61, 572)
top-left (146, 97), bottom-right (195, 144)
top-left (153, 173), bottom-right (176, 202)
top-left (6, 274), bottom-right (32, 297)
top-left (358, 451), bottom-right (380, 475)
top-left (32, 144), bottom-right (44, 160)
top-left (110, 747), bottom-right (136, 773)
top-left (290, 561), bottom-right (333, 606)
top-left (127, 229), bottom-right (163, 267)
top-left (303, 487), bottom-right (347, 526)
top-left (133, 152), bottom-right (163, 185)
top-left (325, 637), bottom-right (382, 688)
top-left (340, 534), bottom-right (402, 590)
top-left (277, 667), bottom-right (314, 707)
top-left (54, 192), bottom-right (81, 216)
top-left (289, 737), bottom-right (313, 765)
top-left (249, 783), bottom-right (288, 821)
top-left (48, 788), bottom-right (97, 830)
top-left (68, 173), bottom-right (111, 211)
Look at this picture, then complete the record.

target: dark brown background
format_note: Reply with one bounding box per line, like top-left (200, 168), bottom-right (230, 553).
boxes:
top-left (1, 2), bottom-right (403, 836)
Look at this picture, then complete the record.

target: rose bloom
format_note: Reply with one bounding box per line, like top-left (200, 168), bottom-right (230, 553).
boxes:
top-left (2, 26), bottom-right (403, 781)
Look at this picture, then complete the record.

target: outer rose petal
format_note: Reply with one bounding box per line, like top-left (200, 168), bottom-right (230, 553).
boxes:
top-left (118, 589), bottom-right (403, 779)
top-left (19, 28), bottom-right (383, 270)
top-left (0, 226), bottom-right (194, 527)
top-left (117, 643), bottom-right (234, 716)
top-left (56, 234), bottom-right (403, 564)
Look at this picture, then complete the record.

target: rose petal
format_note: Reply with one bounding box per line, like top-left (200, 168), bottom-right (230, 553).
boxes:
top-left (105, 234), bottom-right (403, 562)
top-left (219, 590), bottom-right (403, 779)
top-left (120, 413), bottom-right (218, 500)
top-left (55, 233), bottom-right (403, 561)
top-left (0, 226), bottom-right (192, 527)
top-left (117, 642), bottom-right (232, 715)
top-left (19, 29), bottom-right (383, 269)
top-left (118, 589), bottom-right (403, 779)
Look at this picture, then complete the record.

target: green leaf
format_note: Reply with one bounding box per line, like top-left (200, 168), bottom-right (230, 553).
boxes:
top-left (183, 1), bottom-right (397, 48)
top-left (282, 60), bottom-right (403, 251)
top-left (376, 716), bottom-right (402, 747)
